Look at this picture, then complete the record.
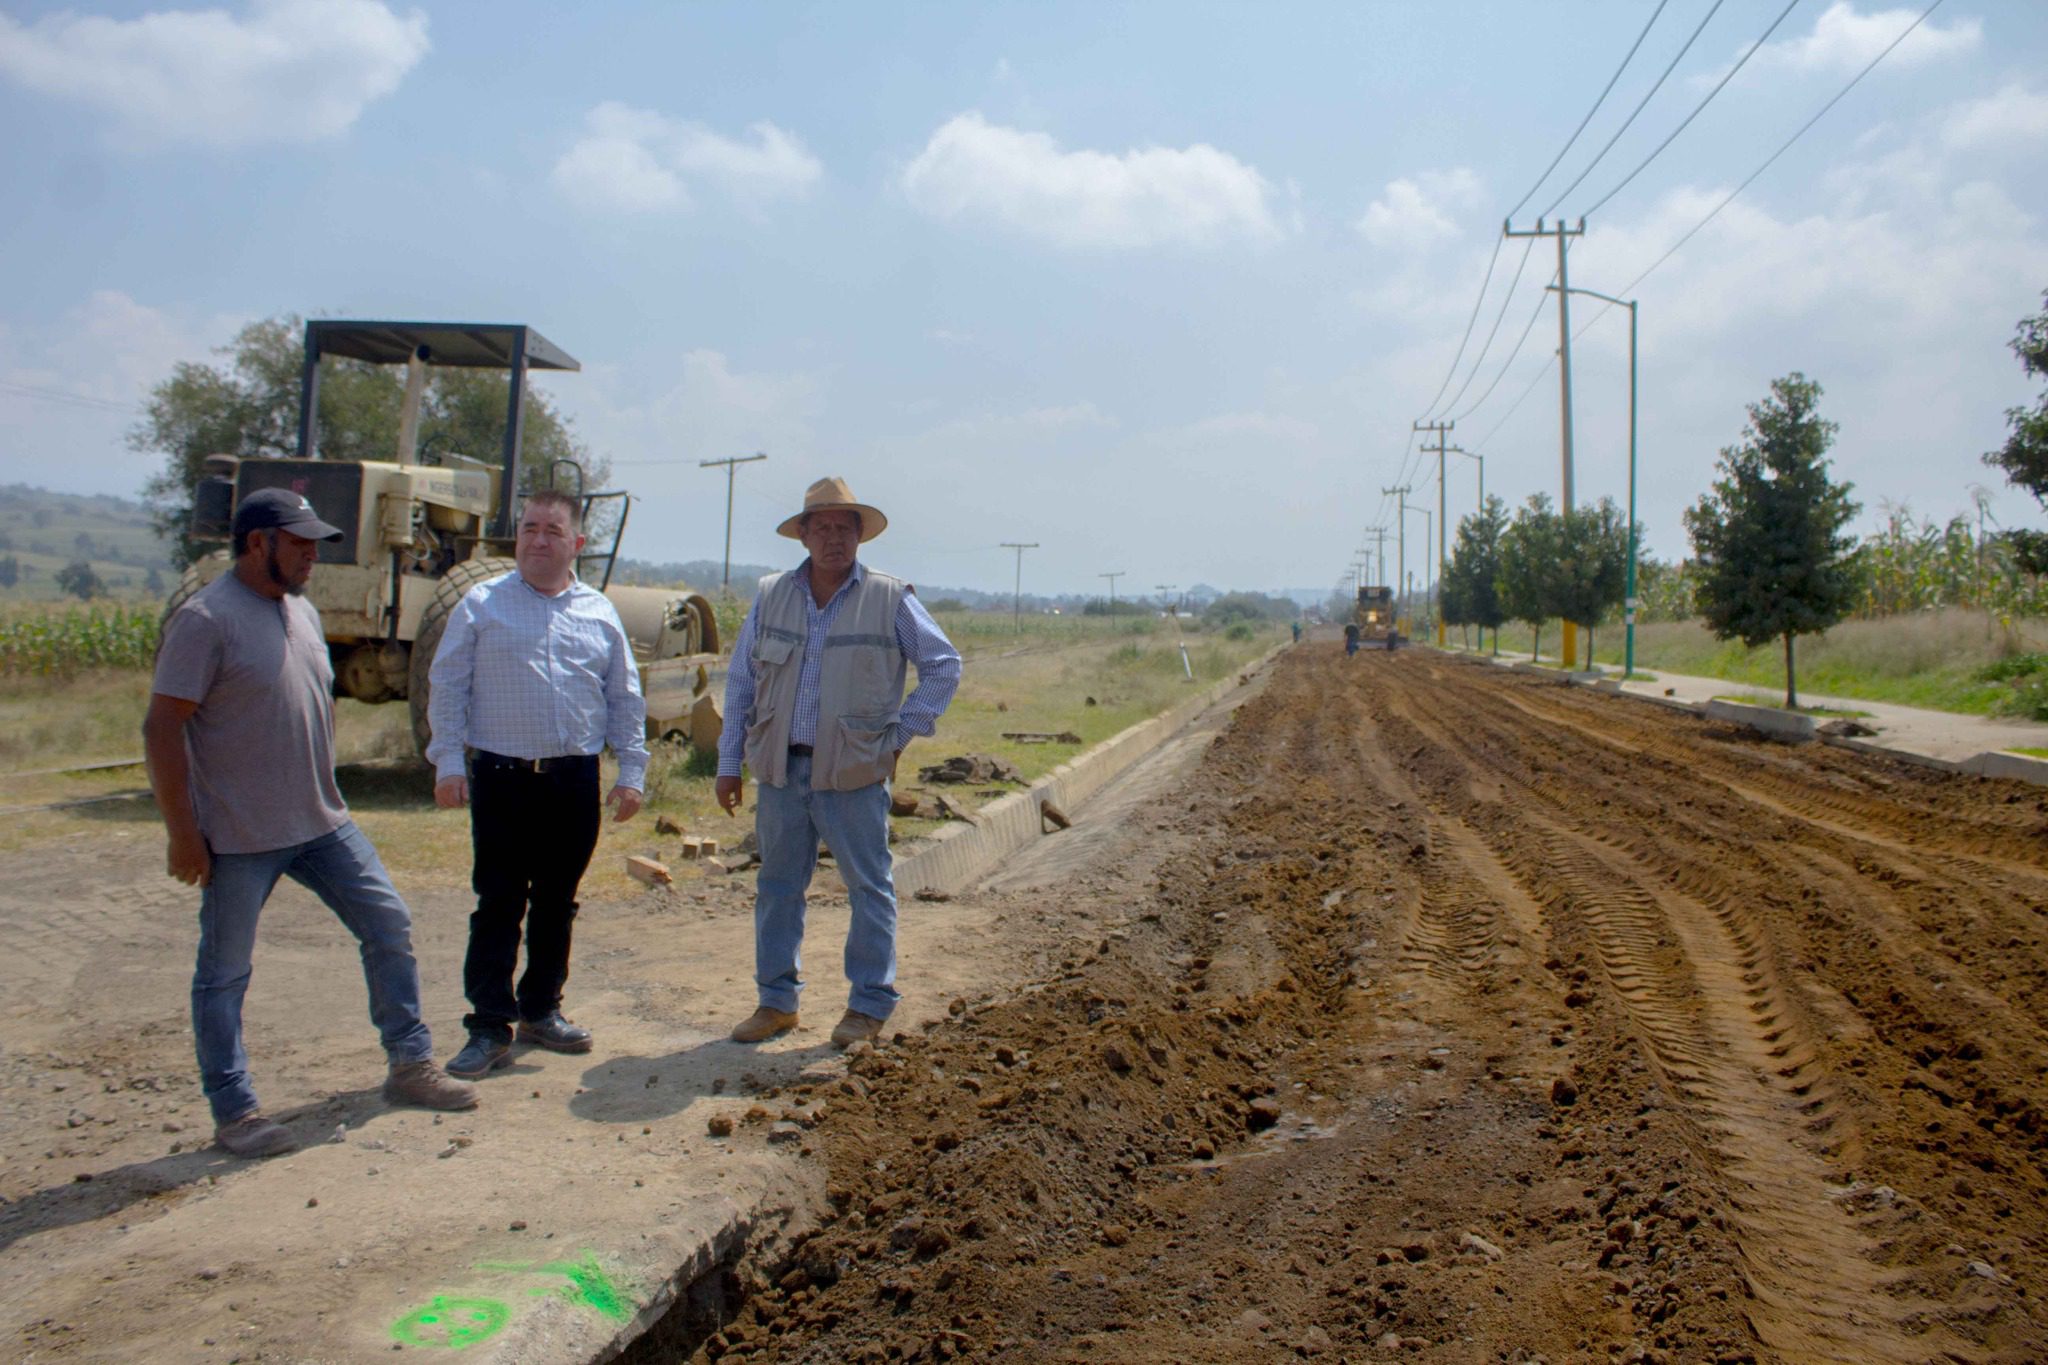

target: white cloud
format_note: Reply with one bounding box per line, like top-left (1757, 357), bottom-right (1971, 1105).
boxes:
top-left (1355, 168), bottom-right (1483, 251)
top-left (900, 111), bottom-right (1285, 249)
top-left (1742, 2), bottom-right (1978, 77)
top-left (552, 102), bottom-right (822, 215)
top-left (0, 0), bottom-right (428, 147)
top-left (1942, 83), bottom-right (2048, 151)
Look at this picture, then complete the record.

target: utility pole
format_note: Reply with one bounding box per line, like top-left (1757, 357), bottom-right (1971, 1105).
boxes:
top-left (1381, 487), bottom-right (1410, 632)
top-left (1448, 445), bottom-right (1484, 508)
top-left (1507, 215), bottom-right (1586, 666)
top-left (1414, 420), bottom-right (1453, 646)
top-left (1099, 570), bottom-right (1124, 616)
top-left (1550, 283), bottom-right (1640, 678)
top-left (1155, 583), bottom-right (1178, 616)
top-left (1000, 542), bottom-right (1038, 632)
top-left (698, 452), bottom-right (768, 588)
top-left (1362, 526), bottom-right (1387, 589)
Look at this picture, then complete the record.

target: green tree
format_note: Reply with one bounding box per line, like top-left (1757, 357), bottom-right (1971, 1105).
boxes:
top-left (1684, 373), bottom-right (1861, 708)
top-left (1497, 493), bottom-right (1562, 660)
top-left (0, 554), bottom-right (17, 589)
top-left (1552, 497), bottom-right (1632, 669)
top-left (1444, 494), bottom-right (1508, 655)
top-left (1201, 591), bottom-right (1294, 626)
top-left (55, 558), bottom-right (104, 601)
top-left (133, 315), bottom-right (605, 566)
top-left (1983, 289), bottom-right (2048, 573)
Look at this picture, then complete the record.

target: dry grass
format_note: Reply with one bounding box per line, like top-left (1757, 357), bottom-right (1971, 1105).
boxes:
top-left (0, 619), bottom-right (1281, 895)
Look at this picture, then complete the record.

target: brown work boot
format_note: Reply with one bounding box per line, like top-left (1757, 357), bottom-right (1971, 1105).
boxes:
top-left (830, 1010), bottom-right (885, 1049)
top-left (730, 1006), bottom-right (798, 1043)
top-left (384, 1059), bottom-right (479, 1111)
top-left (215, 1110), bottom-right (295, 1158)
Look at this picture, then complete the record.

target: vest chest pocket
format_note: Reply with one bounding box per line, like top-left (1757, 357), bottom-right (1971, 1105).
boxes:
top-left (751, 634), bottom-right (797, 674)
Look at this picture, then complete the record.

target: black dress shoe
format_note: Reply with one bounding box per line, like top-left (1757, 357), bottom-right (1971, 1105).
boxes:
top-left (516, 1012), bottom-right (594, 1053)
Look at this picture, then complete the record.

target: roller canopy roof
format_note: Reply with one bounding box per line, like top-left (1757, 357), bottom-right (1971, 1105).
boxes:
top-left (304, 321), bottom-right (579, 372)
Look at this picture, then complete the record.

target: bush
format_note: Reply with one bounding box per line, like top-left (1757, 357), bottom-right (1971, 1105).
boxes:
top-left (1224, 622), bottom-right (1254, 641)
top-left (1979, 652), bottom-right (2048, 720)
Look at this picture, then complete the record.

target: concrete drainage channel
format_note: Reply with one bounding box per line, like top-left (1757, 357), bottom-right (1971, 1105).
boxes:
top-left (599, 644), bottom-right (1288, 1363)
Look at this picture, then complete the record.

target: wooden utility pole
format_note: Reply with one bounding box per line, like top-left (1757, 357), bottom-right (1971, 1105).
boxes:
top-left (1099, 570), bottom-right (1124, 615)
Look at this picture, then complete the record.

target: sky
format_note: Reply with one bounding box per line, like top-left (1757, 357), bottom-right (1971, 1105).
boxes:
top-left (2, 0), bottom-right (2045, 600)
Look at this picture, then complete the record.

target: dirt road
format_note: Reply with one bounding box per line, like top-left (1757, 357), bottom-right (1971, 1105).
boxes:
top-left (666, 644), bottom-right (2048, 1364)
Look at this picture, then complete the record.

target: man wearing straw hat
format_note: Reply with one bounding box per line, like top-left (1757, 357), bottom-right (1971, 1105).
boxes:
top-left (715, 477), bottom-right (961, 1048)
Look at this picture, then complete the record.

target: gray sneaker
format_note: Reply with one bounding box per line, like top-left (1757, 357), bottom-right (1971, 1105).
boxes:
top-left (215, 1111), bottom-right (295, 1158)
top-left (384, 1059), bottom-right (479, 1111)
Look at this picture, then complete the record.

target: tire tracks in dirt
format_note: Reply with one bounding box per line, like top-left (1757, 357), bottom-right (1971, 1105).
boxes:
top-left (641, 646), bottom-right (2045, 1364)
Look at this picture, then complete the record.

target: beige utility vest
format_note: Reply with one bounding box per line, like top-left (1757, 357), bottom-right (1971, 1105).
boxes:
top-left (741, 565), bottom-right (909, 791)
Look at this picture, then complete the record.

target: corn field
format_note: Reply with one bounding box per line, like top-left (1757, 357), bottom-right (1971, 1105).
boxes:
top-left (0, 603), bottom-right (160, 676)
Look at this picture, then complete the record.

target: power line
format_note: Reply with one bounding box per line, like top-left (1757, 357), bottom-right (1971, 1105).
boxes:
top-left (1538, 0), bottom-right (1728, 218)
top-left (1432, 235), bottom-right (1537, 417)
top-left (1416, 238), bottom-right (1505, 421)
top-left (1580, 0), bottom-right (1802, 219)
top-left (1451, 272), bottom-right (1558, 424)
top-left (1506, 0), bottom-right (1675, 217)
top-left (0, 380), bottom-right (140, 415)
top-left (1604, 0), bottom-right (1951, 304)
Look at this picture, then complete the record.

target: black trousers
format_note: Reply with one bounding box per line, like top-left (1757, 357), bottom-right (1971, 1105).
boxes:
top-left (462, 752), bottom-right (601, 1040)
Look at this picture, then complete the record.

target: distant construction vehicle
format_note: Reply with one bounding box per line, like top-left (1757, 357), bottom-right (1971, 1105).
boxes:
top-left (168, 320), bottom-right (723, 756)
top-left (1354, 585), bottom-right (1399, 649)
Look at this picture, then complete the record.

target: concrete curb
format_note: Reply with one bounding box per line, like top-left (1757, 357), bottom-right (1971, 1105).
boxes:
top-left (892, 642), bottom-right (1287, 899)
top-left (1959, 749), bottom-right (2048, 785)
top-left (1818, 734), bottom-right (1963, 774)
top-left (1701, 698), bottom-right (1816, 743)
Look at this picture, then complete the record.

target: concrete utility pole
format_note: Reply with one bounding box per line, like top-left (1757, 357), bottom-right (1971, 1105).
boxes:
top-left (1380, 487), bottom-right (1410, 631)
top-left (1550, 283), bottom-right (1640, 678)
top-left (1414, 420), bottom-right (1453, 646)
top-left (698, 452), bottom-right (768, 588)
top-left (1508, 216), bottom-right (1586, 665)
top-left (1362, 527), bottom-right (1387, 589)
top-left (1448, 446), bottom-right (1484, 509)
top-left (1000, 542), bottom-right (1038, 632)
top-left (1099, 571), bottom-right (1124, 615)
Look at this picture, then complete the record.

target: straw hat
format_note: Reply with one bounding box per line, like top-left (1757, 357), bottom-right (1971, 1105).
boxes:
top-left (776, 476), bottom-right (888, 542)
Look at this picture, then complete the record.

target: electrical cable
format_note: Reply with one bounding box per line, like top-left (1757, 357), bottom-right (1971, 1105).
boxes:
top-left (1506, 0), bottom-right (1674, 217)
top-left (1432, 235), bottom-right (1538, 418)
top-left (1538, 0), bottom-right (1728, 218)
top-left (1452, 272), bottom-right (1559, 424)
top-left (1416, 0), bottom-right (1671, 425)
top-left (1415, 238), bottom-right (1503, 421)
top-left (1580, 0), bottom-right (1802, 218)
top-left (0, 381), bottom-right (139, 415)
top-left (1603, 0), bottom-right (1950, 306)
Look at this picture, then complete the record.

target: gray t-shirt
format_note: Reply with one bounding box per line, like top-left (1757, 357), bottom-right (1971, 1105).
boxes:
top-left (152, 573), bottom-right (349, 855)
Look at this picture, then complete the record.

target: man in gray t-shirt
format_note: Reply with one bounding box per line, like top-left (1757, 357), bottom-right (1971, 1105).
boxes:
top-left (144, 488), bottom-right (479, 1158)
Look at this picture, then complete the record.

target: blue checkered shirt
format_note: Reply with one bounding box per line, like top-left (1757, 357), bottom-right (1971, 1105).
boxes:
top-left (718, 560), bottom-right (961, 778)
top-left (425, 570), bottom-right (649, 789)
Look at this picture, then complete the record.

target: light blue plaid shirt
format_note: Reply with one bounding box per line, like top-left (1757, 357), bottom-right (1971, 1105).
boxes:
top-left (718, 560), bottom-right (961, 779)
top-left (425, 570), bottom-right (649, 789)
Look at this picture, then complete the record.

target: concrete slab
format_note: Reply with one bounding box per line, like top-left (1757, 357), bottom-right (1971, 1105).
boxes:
top-left (1703, 698), bottom-right (1817, 743)
top-left (1960, 750), bottom-right (2048, 786)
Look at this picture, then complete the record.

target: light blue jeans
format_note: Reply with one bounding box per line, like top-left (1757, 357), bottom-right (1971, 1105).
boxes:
top-left (753, 754), bottom-right (899, 1020)
top-left (192, 820), bottom-right (433, 1124)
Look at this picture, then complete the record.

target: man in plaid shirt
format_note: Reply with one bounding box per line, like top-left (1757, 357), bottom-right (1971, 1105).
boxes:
top-left (425, 490), bottom-right (647, 1078)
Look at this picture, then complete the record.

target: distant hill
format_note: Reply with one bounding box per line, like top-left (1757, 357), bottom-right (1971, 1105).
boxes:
top-left (0, 484), bottom-right (176, 602)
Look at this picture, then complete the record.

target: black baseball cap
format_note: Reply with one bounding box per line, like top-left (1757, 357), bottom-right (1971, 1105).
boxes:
top-left (232, 487), bottom-right (345, 542)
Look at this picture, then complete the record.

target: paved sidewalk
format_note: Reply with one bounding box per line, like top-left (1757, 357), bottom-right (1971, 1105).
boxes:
top-left (1452, 648), bottom-right (2048, 764)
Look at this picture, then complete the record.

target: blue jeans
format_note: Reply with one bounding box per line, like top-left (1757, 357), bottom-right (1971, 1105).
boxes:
top-left (753, 753), bottom-right (899, 1020)
top-left (192, 820), bottom-right (433, 1124)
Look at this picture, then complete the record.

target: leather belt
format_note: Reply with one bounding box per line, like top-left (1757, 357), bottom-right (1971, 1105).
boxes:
top-left (472, 750), bottom-right (596, 774)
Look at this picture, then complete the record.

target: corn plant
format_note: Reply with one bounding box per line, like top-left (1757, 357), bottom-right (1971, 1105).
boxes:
top-left (0, 603), bottom-right (161, 676)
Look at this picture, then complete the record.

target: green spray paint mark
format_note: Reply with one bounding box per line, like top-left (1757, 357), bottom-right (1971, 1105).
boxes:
top-left (390, 1296), bottom-right (509, 1349)
top-left (474, 1251), bottom-right (632, 1323)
